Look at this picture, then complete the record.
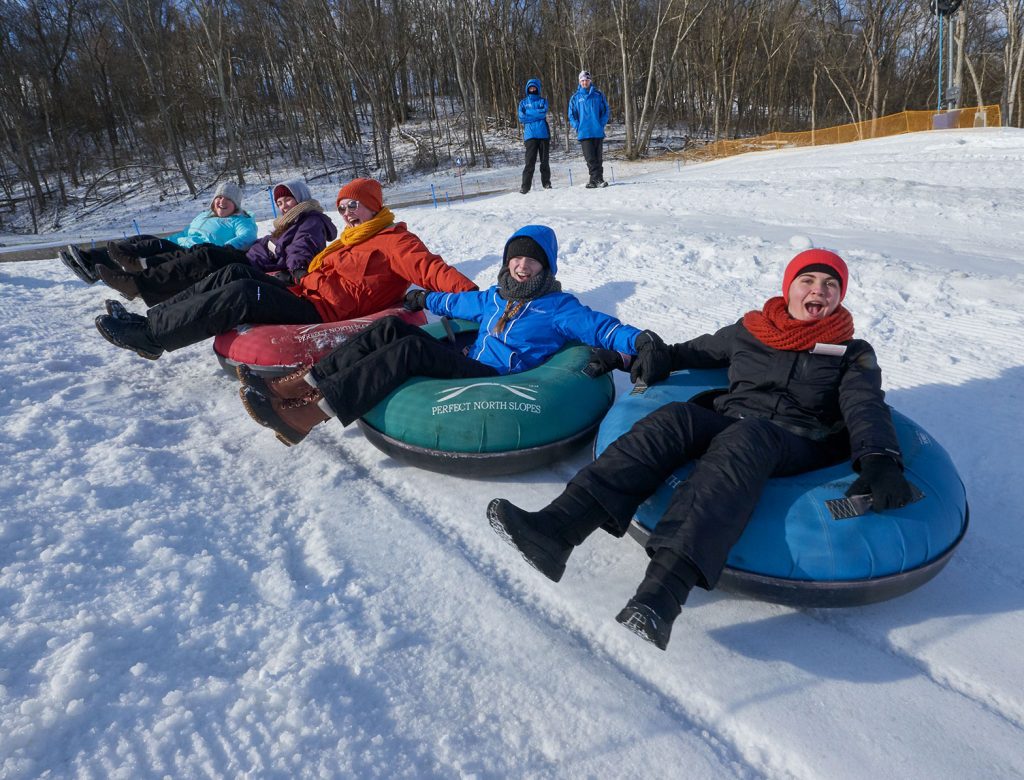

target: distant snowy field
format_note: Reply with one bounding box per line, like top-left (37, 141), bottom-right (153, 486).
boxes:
top-left (2, 130), bottom-right (1023, 778)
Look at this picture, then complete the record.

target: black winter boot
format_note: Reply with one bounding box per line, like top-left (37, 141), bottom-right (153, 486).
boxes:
top-left (97, 265), bottom-right (140, 300)
top-left (105, 299), bottom-right (145, 323)
top-left (486, 484), bottom-right (610, 582)
top-left (94, 314), bottom-right (164, 359)
top-left (60, 247), bottom-right (96, 284)
top-left (106, 240), bottom-right (145, 273)
top-left (616, 550), bottom-right (700, 650)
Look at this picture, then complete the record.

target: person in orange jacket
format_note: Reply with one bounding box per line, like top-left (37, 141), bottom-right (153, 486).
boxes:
top-left (93, 178), bottom-right (477, 360)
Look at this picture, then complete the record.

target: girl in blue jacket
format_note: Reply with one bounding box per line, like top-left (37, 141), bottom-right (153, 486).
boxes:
top-left (237, 224), bottom-right (664, 447)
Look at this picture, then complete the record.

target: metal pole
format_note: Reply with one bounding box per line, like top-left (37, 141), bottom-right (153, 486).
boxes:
top-left (937, 12), bottom-right (943, 112)
top-left (947, 12), bottom-right (955, 109)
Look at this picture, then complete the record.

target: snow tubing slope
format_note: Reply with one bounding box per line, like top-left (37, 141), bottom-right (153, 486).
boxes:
top-left (212, 305), bottom-right (427, 374)
top-left (357, 319), bottom-right (615, 477)
top-left (594, 369), bottom-right (969, 607)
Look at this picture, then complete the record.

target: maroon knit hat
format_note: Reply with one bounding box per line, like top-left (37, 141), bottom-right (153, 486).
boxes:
top-left (782, 249), bottom-right (849, 302)
top-left (336, 178), bottom-right (384, 214)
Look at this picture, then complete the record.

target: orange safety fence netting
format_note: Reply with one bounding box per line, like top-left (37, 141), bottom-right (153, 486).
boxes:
top-left (677, 105), bottom-right (1002, 163)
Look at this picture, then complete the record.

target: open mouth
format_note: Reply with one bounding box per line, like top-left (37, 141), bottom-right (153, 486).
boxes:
top-left (804, 301), bottom-right (825, 316)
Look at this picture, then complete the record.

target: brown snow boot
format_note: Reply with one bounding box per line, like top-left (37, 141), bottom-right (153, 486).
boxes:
top-left (237, 363), bottom-right (317, 401)
top-left (239, 385), bottom-right (331, 446)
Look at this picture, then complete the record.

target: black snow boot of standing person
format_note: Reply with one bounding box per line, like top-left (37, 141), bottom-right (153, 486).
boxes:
top-left (94, 315), bottom-right (165, 360)
top-left (616, 550), bottom-right (700, 651)
top-left (487, 484), bottom-right (610, 582)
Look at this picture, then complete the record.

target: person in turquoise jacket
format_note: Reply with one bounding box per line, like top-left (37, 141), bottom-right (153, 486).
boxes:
top-left (167, 185), bottom-right (257, 250)
top-left (60, 181), bottom-right (257, 284)
top-left (235, 224), bottom-right (666, 447)
top-left (518, 78), bottom-right (552, 193)
top-left (568, 70), bottom-right (610, 188)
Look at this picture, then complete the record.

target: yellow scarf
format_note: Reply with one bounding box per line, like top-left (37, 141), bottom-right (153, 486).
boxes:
top-left (306, 207), bottom-right (395, 272)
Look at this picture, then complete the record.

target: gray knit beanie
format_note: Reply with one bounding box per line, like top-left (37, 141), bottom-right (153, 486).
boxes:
top-left (212, 181), bottom-right (243, 212)
top-left (273, 179), bottom-right (312, 204)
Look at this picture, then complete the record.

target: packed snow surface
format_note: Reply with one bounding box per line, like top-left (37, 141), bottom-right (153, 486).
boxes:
top-left (2, 129), bottom-right (1023, 778)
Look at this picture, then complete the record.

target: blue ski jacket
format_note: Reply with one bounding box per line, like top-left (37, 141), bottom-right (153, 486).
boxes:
top-left (518, 79), bottom-right (550, 141)
top-left (168, 211), bottom-right (258, 251)
top-left (424, 225), bottom-right (640, 375)
top-left (568, 84), bottom-right (609, 140)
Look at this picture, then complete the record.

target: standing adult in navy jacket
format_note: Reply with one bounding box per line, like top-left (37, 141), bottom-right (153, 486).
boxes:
top-left (568, 70), bottom-right (610, 188)
top-left (518, 78), bottom-right (552, 193)
top-left (237, 224), bottom-right (663, 447)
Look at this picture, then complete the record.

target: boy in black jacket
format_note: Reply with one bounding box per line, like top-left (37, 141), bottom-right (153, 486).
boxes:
top-left (488, 249), bottom-right (913, 650)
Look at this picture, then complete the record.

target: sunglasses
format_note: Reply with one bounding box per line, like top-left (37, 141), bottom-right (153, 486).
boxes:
top-left (338, 200), bottom-right (361, 213)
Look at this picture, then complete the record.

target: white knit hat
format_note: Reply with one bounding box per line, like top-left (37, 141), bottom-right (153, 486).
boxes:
top-left (578, 70), bottom-right (592, 82)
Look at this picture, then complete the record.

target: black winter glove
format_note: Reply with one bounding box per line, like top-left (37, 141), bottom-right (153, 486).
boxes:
top-left (583, 348), bottom-right (625, 378)
top-left (629, 330), bottom-right (672, 386)
top-left (846, 455), bottom-right (915, 510)
top-left (291, 269), bottom-right (307, 284)
top-left (403, 289), bottom-right (427, 312)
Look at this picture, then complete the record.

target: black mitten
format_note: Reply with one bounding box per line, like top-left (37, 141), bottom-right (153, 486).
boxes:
top-left (403, 289), bottom-right (427, 311)
top-left (629, 330), bottom-right (672, 386)
top-left (583, 348), bottom-right (625, 378)
top-left (290, 269), bottom-right (307, 284)
top-left (846, 455), bottom-right (914, 510)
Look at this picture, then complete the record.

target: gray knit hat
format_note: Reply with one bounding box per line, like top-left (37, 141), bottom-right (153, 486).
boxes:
top-left (211, 181), bottom-right (243, 211)
top-left (273, 179), bottom-right (312, 204)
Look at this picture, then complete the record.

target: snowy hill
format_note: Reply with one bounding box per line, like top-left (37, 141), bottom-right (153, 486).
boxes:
top-left (1, 129), bottom-right (1023, 778)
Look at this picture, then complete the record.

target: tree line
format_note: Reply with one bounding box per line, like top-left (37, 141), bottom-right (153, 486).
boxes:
top-left (2, 0), bottom-right (1023, 230)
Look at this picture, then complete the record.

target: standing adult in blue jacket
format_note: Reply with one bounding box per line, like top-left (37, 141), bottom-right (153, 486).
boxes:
top-left (236, 224), bottom-right (664, 447)
top-left (518, 78), bottom-right (552, 194)
top-left (568, 70), bottom-right (610, 188)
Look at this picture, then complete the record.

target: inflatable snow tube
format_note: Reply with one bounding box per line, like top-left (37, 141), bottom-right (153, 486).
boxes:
top-left (212, 305), bottom-right (427, 375)
top-left (594, 370), bottom-right (969, 607)
top-left (356, 319), bottom-right (615, 477)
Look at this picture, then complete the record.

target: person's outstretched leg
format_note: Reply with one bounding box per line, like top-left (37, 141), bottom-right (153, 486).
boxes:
top-left (489, 402), bottom-right (733, 581)
top-left (615, 549), bottom-right (701, 650)
top-left (95, 264), bottom-right (319, 359)
top-left (487, 486), bottom-right (613, 582)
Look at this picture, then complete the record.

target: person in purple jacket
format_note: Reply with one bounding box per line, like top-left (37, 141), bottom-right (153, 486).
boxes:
top-left (96, 180), bottom-right (337, 307)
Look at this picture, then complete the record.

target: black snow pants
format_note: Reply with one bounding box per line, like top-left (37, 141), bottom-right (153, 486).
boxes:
top-left (77, 234), bottom-right (176, 273)
top-left (313, 316), bottom-right (499, 426)
top-left (521, 138), bottom-right (551, 191)
top-left (135, 245), bottom-right (249, 306)
top-left (579, 138), bottom-right (604, 184)
top-left (569, 401), bottom-right (847, 589)
top-left (146, 264), bottom-right (321, 351)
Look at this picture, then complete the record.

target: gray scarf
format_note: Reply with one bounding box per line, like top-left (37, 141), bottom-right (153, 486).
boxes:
top-left (494, 268), bottom-right (561, 334)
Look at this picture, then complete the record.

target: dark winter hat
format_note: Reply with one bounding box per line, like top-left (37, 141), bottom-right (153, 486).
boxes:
top-left (782, 249), bottom-right (849, 302)
top-left (273, 179), bottom-right (312, 204)
top-left (336, 178), bottom-right (384, 214)
top-left (504, 236), bottom-right (550, 270)
top-left (578, 70), bottom-right (592, 82)
top-left (211, 181), bottom-right (243, 212)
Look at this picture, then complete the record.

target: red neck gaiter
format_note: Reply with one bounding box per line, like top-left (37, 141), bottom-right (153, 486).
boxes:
top-left (742, 296), bottom-right (855, 351)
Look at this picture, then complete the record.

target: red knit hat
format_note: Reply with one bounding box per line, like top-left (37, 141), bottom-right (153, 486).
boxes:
top-left (782, 249), bottom-right (849, 302)
top-left (336, 178), bottom-right (384, 214)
